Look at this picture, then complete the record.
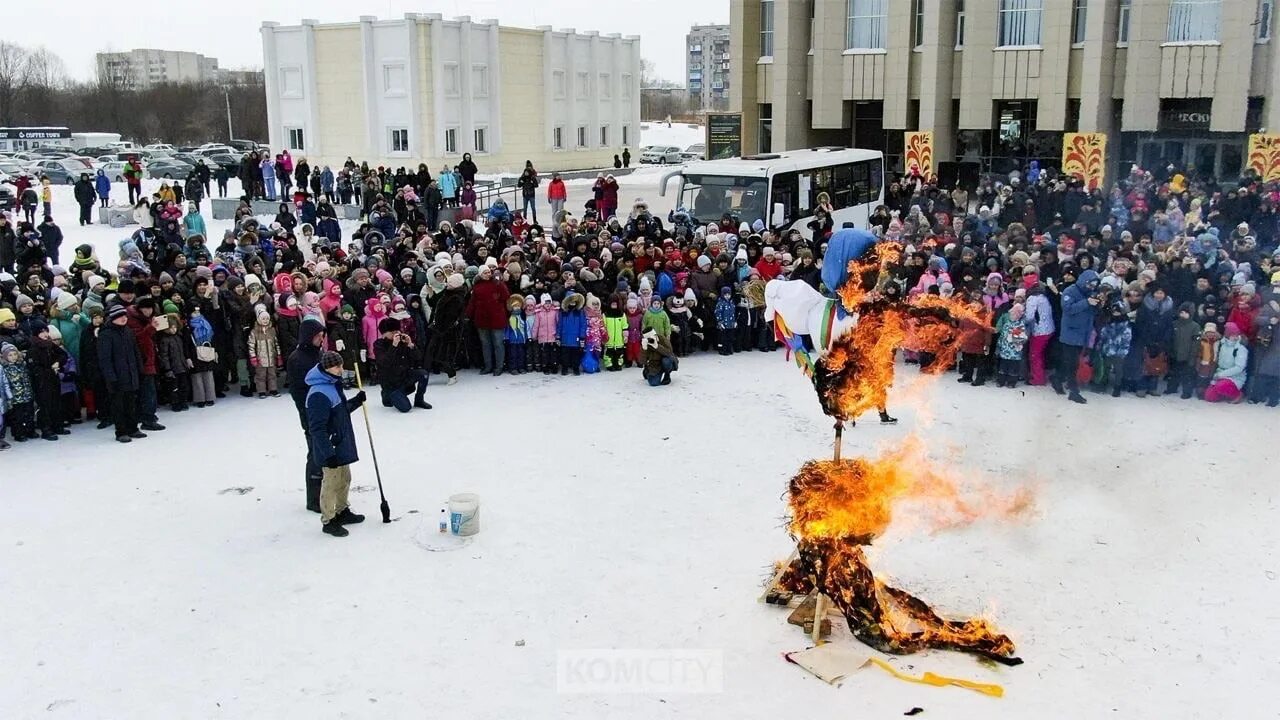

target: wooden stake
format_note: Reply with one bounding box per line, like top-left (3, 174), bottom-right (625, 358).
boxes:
top-left (811, 593), bottom-right (828, 645)
top-left (833, 422), bottom-right (843, 462)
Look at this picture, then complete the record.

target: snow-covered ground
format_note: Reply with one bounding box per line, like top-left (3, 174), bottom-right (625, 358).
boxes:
top-left (639, 122), bottom-right (705, 151)
top-left (3, 179), bottom-right (1278, 719)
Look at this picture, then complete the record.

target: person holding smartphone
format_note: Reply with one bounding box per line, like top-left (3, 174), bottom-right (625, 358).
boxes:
top-left (372, 319), bottom-right (431, 412)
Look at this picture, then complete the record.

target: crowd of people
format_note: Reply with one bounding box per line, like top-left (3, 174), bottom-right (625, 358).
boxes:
top-left (2, 155), bottom-right (1277, 497)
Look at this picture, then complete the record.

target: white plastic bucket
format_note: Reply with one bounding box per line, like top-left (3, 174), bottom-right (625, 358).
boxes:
top-left (449, 493), bottom-right (481, 536)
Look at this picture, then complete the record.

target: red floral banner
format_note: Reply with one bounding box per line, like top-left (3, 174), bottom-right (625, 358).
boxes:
top-left (1247, 134), bottom-right (1280, 182)
top-left (904, 131), bottom-right (933, 178)
top-left (1061, 133), bottom-right (1106, 191)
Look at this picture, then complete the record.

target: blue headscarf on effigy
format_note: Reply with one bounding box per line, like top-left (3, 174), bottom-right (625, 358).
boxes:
top-left (820, 228), bottom-right (879, 317)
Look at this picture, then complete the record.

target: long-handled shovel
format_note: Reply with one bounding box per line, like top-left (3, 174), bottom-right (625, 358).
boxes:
top-left (354, 363), bottom-right (391, 523)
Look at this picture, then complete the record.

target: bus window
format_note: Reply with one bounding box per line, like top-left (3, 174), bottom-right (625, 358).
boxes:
top-left (833, 165), bottom-right (854, 210)
top-left (811, 168), bottom-right (833, 208)
top-left (867, 158), bottom-right (884, 203)
top-left (771, 171), bottom-right (799, 225)
top-left (850, 162), bottom-right (870, 206)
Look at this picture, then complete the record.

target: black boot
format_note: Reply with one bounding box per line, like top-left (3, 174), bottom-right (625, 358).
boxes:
top-left (414, 397), bottom-right (433, 410)
top-left (879, 411), bottom-right (898, 424)
top-left (335, 507), bottom-right (365, 525)
top-left (322, 522), bottom-right (349, 537)
top-left (1068, 392), bottom-right (1087, 404)
top-left (41, 431), bottom-right (59, 441)
top-left (659, 372), bottom-right (672, 385)
top-left (96, 419), bottom-right (112, 430)
top-left (306, 473), bottom-right (322, 513)
top-left (141, 421), bottom-right (166, 431)
top-left (1051, 378), bottom-right (1065, 395)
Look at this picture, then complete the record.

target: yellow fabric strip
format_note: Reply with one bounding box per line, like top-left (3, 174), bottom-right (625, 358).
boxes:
top-left (865, 658), bottom-right (1005, 698)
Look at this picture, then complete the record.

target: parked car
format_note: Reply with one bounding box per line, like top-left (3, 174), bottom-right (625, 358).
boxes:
top-left (26, 158), bottom-right (97, 184)
top-left (205, 153), bottom-right (242, 172)
top-left (228, 139), bottom-right (263, 151)
top-left (0, 159), bottom-right (27, 181)
top-left (639, 145), bottom-right (684, 164)
top-left (100, 161), bottom-right (138, 182)
top-left (144, 143), bottom-right (177, 153)
top-left (147, 158), bottom-right (194, 179)
top-left (195, 145), bottom-right (237, 158)
top-left (172, 152), bottom-right (203, 167)
top-left (0, 182), bottom-right (14, 212)
top-left (679, 144), bottom-right (706, 162)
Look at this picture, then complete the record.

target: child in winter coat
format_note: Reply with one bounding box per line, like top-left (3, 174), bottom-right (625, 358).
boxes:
top-left (1, 342), bottom-right (33, 445)
top-left (643, 295), bottom-right (672, 343)
top-left (1168, 302), bottom-right (1201, 399)
top-left (47, 324), bottom-right (81, 423)
top-left (740, 269), bottom-right (768, 351)
top-left (532, 293), bottom-right (560, 374)
top-left (583, 294), bottom-right (605, 373)
top-left (248, 307), bottom-right (282, 398)
top-left (714, 286), bottom-right (737, 355)
top-left (329, 304), bottom-right (360, 387)
top-left (522, 296), bottom-right (539, 371)
top-left (624, 295), bottom-right (644, 367)
top-left (188, 305), bottom-right (218, 407)
top-left (558, 292), bottom-right (587, 376)
top-left (504, 294), bottom-right (528, 374)
top-left (1095, 304), bottom-right (1134, 397)
top-left (604, 297), bottom-right (627, 371)
top-left (1204, 322), bottom-right (1248, 403)
top-left (993, 303), bottom-right (1028, 387)
top-left (955, 293), bottom-right (993, 385)
top-left (362, 295), bottom-right (389, 364)
top-left (155, 313), bottom-right (191, 412)
top-left (667, 294), bottom-right (693, 356)
top-left (27, 321), bottom-right (63, 439)
top-left (1193, 322), bottom-right (1221, 396)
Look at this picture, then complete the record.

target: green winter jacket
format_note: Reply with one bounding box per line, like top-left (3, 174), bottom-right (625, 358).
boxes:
top-left (1171, 317), bottom-right (1199, 364)
top-left (604, 313), bottom-right (627, 349)
top-left (642, 307), bottom-right (671, 340)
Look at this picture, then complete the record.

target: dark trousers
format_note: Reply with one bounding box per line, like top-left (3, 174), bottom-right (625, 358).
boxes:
top-left (139, 375), bottom-right (158, 423)
top-left (79, 202), bottom-right (93, 225)
top-left (1249, 374), bottom-right (1280, 405)
top-left (380, 369), bottom-right (429, 412)
top-left (111, 389), bottom-right (139, 438)
top-left (99, 197), bottom-right (109, 208)
top-left (646, 357), bottom-right (675, 386)
top-left (217, 180), bottom-right (228, 198)
top-left (1054, 343), bottom-right (1083, 394)
top-left (128, 184), bottom-right (141, 204)
top-left (1164, 362), bottom-right (1197, 398)
top-left (4, 401), bottom-right (35, 439)
top-left (296, 406), bottom-right (322, 510)
top-left (505, 342), bottom-right (526, 372)
top-left (559, 345), bottom-right (583, 372)
top-left (958, 352), bottom-right (988, 383)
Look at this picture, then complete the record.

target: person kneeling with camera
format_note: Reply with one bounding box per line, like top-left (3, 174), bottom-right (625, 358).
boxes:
top-left (372, 318), bottom-right (431, 412)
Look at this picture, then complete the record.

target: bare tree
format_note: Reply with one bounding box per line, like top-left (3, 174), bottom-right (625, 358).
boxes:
top-left (0, 41), bottom-right (31, 126)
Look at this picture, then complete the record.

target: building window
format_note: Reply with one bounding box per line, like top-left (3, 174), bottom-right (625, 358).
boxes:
top-left (622, 125), bottom-right (630, 146)
top-left (444, 127), bottom-right (458, 154)
top-left (760, 0), bottom-right (775, 58)
top-left (471, 64), bottom-right (489, 98)
top-left (577, 126), bottom-right (588, 148)
top-left (998, 0), bottom-right (1043, 47)
top-left (600, 125), bottom-right (609, 146)
top-left (389, 127), bottom-right (409, 153)
top-left (280, 67), bottom-right (303, 98)
top-left (847, 0), bottom-right (887, 50)
top-left (599, 73), bottom-right (611, 99)
top-left (553, 70), bottom-right (567, 99)
top-left (1258, 0), bottom-right (1273, 41)
top-left (1072, 0), bottom-right (1088, 44)
top-left (443, 63), bottom-right (460, 97)
top-left (912, 0), bottom-right (925, 48)
top-left (956, 0), bottom-right (967, 46)
top-left (286, 127), bottom-right (305, 151)
top-left (553, 126), bottom-right (565, 150)
top-left (474, 127), bottom-right (488, 153)
top-left (576, 71), bottom-right (590, 99)
top-left (383, 63), bottom-right (406, 95)
top-left (621, 73), bottom-right (633, 99)
top-left (1118, 0), bottom-right (1132, 44)
top-left (1167, 0), bottom-right (1221, 42)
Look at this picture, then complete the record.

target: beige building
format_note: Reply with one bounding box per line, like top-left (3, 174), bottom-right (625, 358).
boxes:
top-left (731, 0), bottom-right (1279, 181)
top-left (261, 15), bottom-right (642, 174)
top-left (97, 49), bottom-right (220, 89)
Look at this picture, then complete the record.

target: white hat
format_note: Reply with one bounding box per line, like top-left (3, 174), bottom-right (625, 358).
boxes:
top-left (446, 273), bottom-right (465, 289)
top-left (763, 246), bottom-right (776, 257)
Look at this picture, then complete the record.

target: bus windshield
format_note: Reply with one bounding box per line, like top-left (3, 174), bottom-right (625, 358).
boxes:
top-left (680, 174), bottom-right (769, 227)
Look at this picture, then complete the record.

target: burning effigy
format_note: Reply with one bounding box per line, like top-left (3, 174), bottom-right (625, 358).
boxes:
top-left (765, 229), bottom-right (1026, 666)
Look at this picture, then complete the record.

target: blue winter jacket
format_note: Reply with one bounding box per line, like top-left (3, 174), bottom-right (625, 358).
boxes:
top-left (95, 171), bottom-right (111, 199)
top-left (305, 365), bottom-right (361, 467)
top-left (320, 168), bottom-right (335, 192)
top-left (656, 271), bottom-right (675, 299)
top-left (439, 172), bottom-right (458, 198)
top-left (1058, 269), bottom-right (1100, 347)
top-left (558, 308), bottom-right (587, 347)
top-left (300, 199), bottom-right (318, 225)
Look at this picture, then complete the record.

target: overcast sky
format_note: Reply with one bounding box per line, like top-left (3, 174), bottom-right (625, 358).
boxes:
top-left (30, 0), bottom-right (728, 85)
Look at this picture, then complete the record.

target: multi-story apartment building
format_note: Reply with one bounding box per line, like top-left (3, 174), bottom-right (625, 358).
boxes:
top-left (96, 50), bottom-right (220, 89)
top-left (731, 0), bottom-right (1279, 180)
top-left (688, 24), bottom-right (732, 110)
top-left (261, 15), bottom-right (641, 172)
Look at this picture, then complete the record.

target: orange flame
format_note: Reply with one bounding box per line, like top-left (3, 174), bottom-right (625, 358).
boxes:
top-left (816, 242), bottom-right (991, 422)
top-left (784, 439), bottom-right (1031, 661)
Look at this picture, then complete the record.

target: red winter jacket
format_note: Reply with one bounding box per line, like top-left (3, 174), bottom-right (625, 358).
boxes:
top-left (754, 258), bottom-right (783, 282)
top-left (547, 178), bottom-right (567, 201)
top-left (466, 278), bottom-right (511, 330)
top-left (127, 308), bottom-right (159, 375)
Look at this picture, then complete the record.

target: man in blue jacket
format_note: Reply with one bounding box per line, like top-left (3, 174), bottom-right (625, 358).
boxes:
top-left (1053, 268), bottom-right (1100, 404)
top-left (306, 351), bottom-right (367, 537)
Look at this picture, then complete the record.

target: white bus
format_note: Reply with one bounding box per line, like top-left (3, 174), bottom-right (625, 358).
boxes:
top-left (658, 147), bottom-right (884, 238)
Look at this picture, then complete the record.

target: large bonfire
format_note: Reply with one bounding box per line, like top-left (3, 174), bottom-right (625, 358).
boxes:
top-left (770, 233), bottom-right (1028, 665)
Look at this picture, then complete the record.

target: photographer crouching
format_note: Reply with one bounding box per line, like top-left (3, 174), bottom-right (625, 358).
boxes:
top-left (372, 318), bottom-right (432, 412)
